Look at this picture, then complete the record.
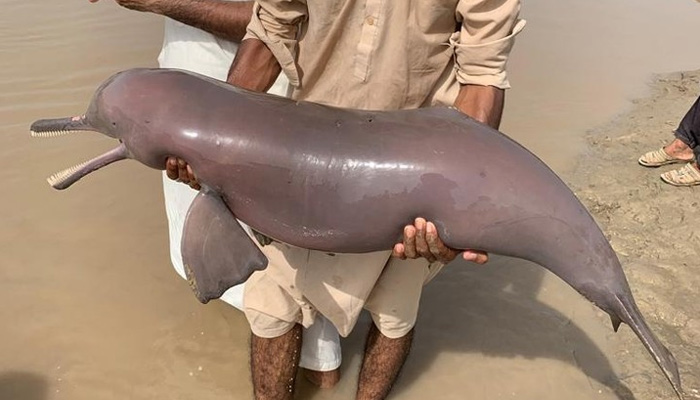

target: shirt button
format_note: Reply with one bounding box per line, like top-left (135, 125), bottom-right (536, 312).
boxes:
top-left (366, 16), bottom-right (375, 26)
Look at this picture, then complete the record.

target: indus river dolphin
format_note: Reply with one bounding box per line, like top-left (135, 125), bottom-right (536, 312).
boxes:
top-left (31, 68), bottom-right (683, 397)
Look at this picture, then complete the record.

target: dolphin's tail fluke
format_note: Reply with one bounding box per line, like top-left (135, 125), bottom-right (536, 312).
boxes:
top-left (613, 294), bottom-right (684, 399)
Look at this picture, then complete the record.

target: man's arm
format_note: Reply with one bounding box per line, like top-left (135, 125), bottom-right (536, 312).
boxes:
top-left (450, 0), bottom-right (525, 129)
top-left (89, 0), bottom-right (253, 42)
top-left (227, 38), bottom-right (282, 92)
top-left (454, 84), bottom-right (505, 130)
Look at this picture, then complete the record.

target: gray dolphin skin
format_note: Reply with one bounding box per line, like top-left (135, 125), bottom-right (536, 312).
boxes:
top-left (31, 68), bottom-right (682, 397)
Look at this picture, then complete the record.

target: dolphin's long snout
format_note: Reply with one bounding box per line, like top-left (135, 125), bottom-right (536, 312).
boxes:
top-left (30, 115), bottom-right (128, 190)
top-left (30, 115), bottom-right (92, 137)
top-left (45, 144), bottom-right (128, 190)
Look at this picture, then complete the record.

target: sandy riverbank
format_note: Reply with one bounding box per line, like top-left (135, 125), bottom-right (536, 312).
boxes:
top-left (570, 70), bottom-right (700, 399)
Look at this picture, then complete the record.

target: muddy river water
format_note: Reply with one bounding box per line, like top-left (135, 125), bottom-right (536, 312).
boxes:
top-left (1, 1), bottom-right (699, 399)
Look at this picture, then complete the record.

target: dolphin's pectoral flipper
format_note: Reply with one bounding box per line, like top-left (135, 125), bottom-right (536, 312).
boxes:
top-left (181, 190), bottom-right (268, 304)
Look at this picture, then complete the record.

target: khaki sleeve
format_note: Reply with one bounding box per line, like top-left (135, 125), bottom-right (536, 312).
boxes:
top-left (452, 0), bottom-right (526, 89)
top-left (244, 0), bottom-right (308, 87)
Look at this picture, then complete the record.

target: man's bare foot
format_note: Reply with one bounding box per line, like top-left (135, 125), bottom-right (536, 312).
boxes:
top-left (302, 368), bottom-right (340, 389)
top-left (663, 138), bottom-right (694, 160)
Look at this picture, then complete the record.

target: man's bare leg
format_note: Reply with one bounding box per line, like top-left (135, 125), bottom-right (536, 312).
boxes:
top-left (302, 368), bottom-right (341, 389)
top-left (356, 324), bottom-right (414, 400)
top-left (251, 324), bottom-right (302, 400)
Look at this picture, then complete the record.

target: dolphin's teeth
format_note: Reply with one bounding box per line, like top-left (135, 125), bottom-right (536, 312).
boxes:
top-left (30, 129), bottom-right (81, 138)
top-left (46, 160), bottom-right (89, 188)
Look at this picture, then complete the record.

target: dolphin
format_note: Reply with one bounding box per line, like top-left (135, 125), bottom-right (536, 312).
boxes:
top-left (30, 68), bottom-right (682, 397)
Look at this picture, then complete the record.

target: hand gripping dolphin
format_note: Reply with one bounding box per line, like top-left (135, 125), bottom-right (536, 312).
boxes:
top-left (31, 68), bottom-right (683, 397)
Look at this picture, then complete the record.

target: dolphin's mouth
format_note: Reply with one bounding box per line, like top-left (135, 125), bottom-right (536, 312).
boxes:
top-left (30, 115), bottom-right (128, 190)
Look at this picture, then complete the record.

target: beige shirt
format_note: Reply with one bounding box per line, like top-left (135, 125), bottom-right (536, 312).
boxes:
top-left (245, 0), bottom-right (526, 110)
top-left (243, 0), bottom-right (526, 336)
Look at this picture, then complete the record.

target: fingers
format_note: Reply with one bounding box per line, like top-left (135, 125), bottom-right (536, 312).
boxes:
top-left (178, 158), bottom-right (189, 182)
top-left (165, 157), bottom-right (201, 190)
top-left (394, 218), bottom-right (438, 263)
top-left (392, 218), bottom-right (487, 265)
top-left (188, 181), bottom-right (202, 190)
top-left (165, 157), bottom-right (179, 180)
top-left (186, 164), bottom-right (201, 190)
top-left (392, 243), bottom-right (406, 260)
top-left (425, 221), bottom-right (458, 263)
top-left (413, 218), bottom-right (436, 263)
top-left (402, 225), bottom-right (417, 259)
top-left (463, 250), bottom-right (489, 265)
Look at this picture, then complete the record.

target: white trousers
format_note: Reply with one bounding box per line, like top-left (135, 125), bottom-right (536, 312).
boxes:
top-left (161, 172), bottom-right (342, 371)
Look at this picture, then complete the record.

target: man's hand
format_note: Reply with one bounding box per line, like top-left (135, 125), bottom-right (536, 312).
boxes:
top-left (165, 156), bottom-right (201, 190)
top-left (88, 0), bottom-right (164, 13)
top-left (392, 218), bottom-right (488, 264)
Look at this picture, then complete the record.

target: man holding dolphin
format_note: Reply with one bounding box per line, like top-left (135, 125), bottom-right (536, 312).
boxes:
top-left (95, 0), bottom-right (523, 399)
top-left (169, 1), bottom-right (524, 399)
top-left (88, 0), bottom-right (345, 389)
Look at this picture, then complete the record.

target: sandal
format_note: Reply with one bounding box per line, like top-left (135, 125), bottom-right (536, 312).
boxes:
top-left (660, 163), bottom-right (700, 186)
top-left (638, 147), bottom-right (689, 167)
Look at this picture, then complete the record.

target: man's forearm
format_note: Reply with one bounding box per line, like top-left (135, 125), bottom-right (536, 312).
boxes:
top-left (227, 38), bottom-right (282, 92)
top-left (157, 0), bottom-right (253, 42)
top-left (453, 84), bottom-right (505, 130)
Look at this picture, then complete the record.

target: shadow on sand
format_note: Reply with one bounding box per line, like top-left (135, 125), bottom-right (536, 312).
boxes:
top-left (0, 372), bottom-right (48, 400)
top-left (301, 255), bottom-right (636, 400)
top-left (396, 255), bottom-right (634, 399)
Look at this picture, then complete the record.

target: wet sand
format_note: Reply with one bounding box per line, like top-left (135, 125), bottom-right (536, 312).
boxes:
top-left (1, 1), bottom-right (699, 399)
